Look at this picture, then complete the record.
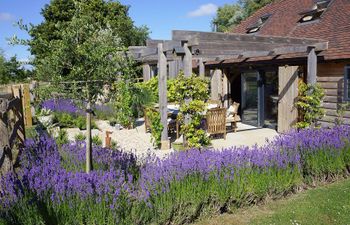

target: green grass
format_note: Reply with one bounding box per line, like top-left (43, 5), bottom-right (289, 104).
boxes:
top-left (195, 178), bottom-right (350, 225)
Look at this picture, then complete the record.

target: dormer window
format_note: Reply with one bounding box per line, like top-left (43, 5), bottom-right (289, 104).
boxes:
top-left (299, 0), bottom-right (331, 23)
top-left (246, 14), bottom-right (271, 34)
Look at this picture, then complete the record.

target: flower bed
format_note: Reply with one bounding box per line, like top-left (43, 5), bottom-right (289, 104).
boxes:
top-left (1, 126), bottom-right (350, 224)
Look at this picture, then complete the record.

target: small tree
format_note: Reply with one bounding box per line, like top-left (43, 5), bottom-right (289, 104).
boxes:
top-left (36, 12), bottom-right (135, 173)
top-left (295, 82), bottom-right (325, 129)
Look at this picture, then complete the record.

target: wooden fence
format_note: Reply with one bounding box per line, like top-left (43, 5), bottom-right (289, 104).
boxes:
top-left (0, 85), bottom-right (26, 175)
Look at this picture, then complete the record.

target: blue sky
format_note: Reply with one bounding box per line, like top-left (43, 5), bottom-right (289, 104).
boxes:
top-left (0, 0), bottom-right (235, 61)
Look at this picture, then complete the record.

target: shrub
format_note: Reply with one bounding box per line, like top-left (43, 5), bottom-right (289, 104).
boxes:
top-left (112, 81), bottom-right (155, 128)
top-left (92, 135), bottom-right (102, 146)
top-left (146, 109), bottom-right (163, 147)
top-left (55, 129), bottom-right (69, 146)
top-left (74, 133), bottom-right (86, 142)
top-left (295, 82), bottom-right (325, 129)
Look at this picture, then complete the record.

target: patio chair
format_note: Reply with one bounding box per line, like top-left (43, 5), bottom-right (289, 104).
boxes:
top-left (206, 107), bottom-right (227, 140)
top-left (226, 102), bottom-right (241, 133)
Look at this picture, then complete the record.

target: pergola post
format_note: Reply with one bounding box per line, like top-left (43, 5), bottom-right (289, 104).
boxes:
top-left (183, 42), bottom-right (193, 147)
top-left (223, 69), bottom-right (229, 108)
top-left (199, 58), bottom-right (205, 77)
top-left (158, 43), bottom-right (170, 150)
top-left (142, 64), bottom-right (151, 82)
top-left (168, 61), bottom-right (177, 79)
top-left (307, 47), bottom-right (317, 84)
top-left (211, 69), bottom-right (222, 102)
top-left (183, 43), bottom-right (192, 77)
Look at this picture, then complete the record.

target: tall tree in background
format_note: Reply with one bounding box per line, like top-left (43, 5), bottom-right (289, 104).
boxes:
top-left (211, 4), bottom-right (243, 32)
top-left (212, 0), bottom-right (274, 32)
top-left (241, 0), bottom-right (275, 18)
top-left (15, 0), bottom-right (148, 80)
top-left (0, 50), bottom-right (32, 84)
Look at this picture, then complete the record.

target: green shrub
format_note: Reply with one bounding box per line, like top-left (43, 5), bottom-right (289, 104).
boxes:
top-left (112, 80), bottom-right (155, 128)
top-left (92, 135), bottom-right (102, 146)
top-left (111, 140), bottom-right (118, 149)
top-left (55, 129), bottom-right (69, 146)
top-left (74, 133), bottom-right (86, 142)
top-left (146, 109), bottom-right (163, 147)
top-left (295, 82), bottom-right (325, 129)
top-left (54, 112), bottom-right (96, 130)
top-left (25, 126), bottom-right (38, 139)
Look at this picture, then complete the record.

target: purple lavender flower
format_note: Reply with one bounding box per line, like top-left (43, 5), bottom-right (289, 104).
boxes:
top-left (41, 98), bottom-right (85, 115)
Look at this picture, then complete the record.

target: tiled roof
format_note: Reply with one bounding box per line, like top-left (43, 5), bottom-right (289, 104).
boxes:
top-left (232, 0), bottom-right (350, 60)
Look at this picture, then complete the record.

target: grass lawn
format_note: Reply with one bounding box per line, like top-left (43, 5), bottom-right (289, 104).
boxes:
top-left (195, 178), bottom-right (350, 225)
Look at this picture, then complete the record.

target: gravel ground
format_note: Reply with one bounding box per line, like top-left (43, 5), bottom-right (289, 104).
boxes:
top-left (64, 119), bottom-right (278, 159)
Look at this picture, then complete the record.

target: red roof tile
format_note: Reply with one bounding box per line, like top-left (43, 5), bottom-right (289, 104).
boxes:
top-left (232, 0), bottom-right (350, 60)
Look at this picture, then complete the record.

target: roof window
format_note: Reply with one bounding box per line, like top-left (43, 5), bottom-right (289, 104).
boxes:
top-left (246, 13), bottom-right (271, 34)
top-left (298, 0), bottom-right (331, 23)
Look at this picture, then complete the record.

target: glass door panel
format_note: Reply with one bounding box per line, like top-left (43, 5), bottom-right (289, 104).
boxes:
top-left (264, 71), bottom-right (278, 129)
top-left (241, 72), bottom-right (259, 126)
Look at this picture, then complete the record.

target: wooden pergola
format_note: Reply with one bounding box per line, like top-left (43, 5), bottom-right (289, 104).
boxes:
top-left (129, 30), bottom-right (328, 149)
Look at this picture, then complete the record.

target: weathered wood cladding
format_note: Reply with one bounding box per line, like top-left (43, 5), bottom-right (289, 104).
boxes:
top-left (317, 61), bottom-right (350, 126)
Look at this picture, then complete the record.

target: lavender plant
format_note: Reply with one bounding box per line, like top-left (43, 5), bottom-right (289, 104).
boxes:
top-left (0, 126), bottom-right (349, 224)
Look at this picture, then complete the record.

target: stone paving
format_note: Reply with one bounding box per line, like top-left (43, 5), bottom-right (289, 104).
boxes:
top-left (65, 119), bottom-right (279, 159)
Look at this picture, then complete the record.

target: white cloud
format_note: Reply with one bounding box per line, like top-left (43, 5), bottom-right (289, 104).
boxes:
top-left (187, 3), bottom-right (218, 18)
top-left (0, 12), bottom-right (14, 21)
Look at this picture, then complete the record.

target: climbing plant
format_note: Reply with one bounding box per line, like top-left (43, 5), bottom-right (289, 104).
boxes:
top-left (143, 72), bottom-right (210, 149)
top-left (172, 72), bottom-right (210, 148)
top-left (295, 82), bottom-right (325, 129)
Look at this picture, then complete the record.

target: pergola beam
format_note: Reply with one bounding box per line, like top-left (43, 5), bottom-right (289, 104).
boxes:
top-left (128, 30), bottom-right (328, 64)
top-left (174, 30), bottom-right (326, 46)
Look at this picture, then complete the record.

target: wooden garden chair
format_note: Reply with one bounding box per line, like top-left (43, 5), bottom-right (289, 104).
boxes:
top-left (206, 107), bottom-right (227, 140)
top-left (226, 102), bottom-right (241, 133)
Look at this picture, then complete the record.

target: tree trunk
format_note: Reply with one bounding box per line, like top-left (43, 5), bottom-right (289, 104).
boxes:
top-left (86, 101), bottom-right (92, 173)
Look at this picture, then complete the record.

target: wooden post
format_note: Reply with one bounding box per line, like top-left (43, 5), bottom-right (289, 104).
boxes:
top-left (86, 101), bottom-right (92, 173)
top-left (22, 84), bottom-right (32, 127)
top-left (199, 58), bottom-right (205, 78)
top-left (168, 61), bottom-right (177, 79)
top-left (142, 64), bottom-right (151, 82)
top-left (223, 70), bottom-right (229, 108)
top-left (183, 43), bottom-right (193, 147)
top-left (183, 43), bottom-right (192, 77)
top-left (105, 131), bottom-right (113, 148)
top-left (158, 43), bottom-right (170, 150)
top-left (307, 47), bottom-right (317, 85)
top-left (0, 94), bottom-right (11, 174)
top-left (211, 69), bottom-right (222, 101)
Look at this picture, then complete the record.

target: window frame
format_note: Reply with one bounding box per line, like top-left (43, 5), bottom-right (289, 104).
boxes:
top-left (344, 65), bottom-right (350, 101)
